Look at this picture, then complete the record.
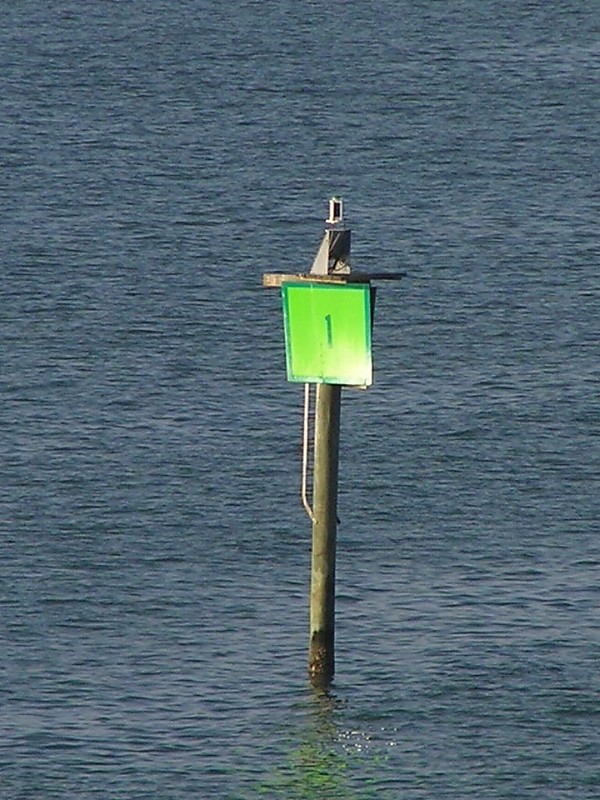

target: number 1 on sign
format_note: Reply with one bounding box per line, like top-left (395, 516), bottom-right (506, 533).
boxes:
top-left (324, 314), bottom-right (333, 348)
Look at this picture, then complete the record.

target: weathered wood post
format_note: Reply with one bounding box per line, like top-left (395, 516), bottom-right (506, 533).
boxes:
top-left (309, 381), bottom-right (341, 684)
top-left (262, 198), bottom-right (404, 688)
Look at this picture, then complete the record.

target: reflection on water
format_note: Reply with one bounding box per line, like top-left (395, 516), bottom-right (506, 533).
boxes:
top-left (245, 690), bottom-right (392, 800)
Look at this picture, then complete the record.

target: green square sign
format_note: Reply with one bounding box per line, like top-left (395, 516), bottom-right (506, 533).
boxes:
top-left (281, 282), bottom-right (373, 386)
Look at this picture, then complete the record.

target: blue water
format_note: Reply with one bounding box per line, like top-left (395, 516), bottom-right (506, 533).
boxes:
top-left (2, 1), bottom-right (599, 797)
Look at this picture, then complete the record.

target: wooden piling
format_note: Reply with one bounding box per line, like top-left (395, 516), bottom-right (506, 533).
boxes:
top-left (263, 198), bottom-right (404, 687)
top-left (308, 382), bottom-right (342, 687)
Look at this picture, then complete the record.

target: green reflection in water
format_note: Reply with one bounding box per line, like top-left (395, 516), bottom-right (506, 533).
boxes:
top-left (244, 690), bottom-right (392, 800)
